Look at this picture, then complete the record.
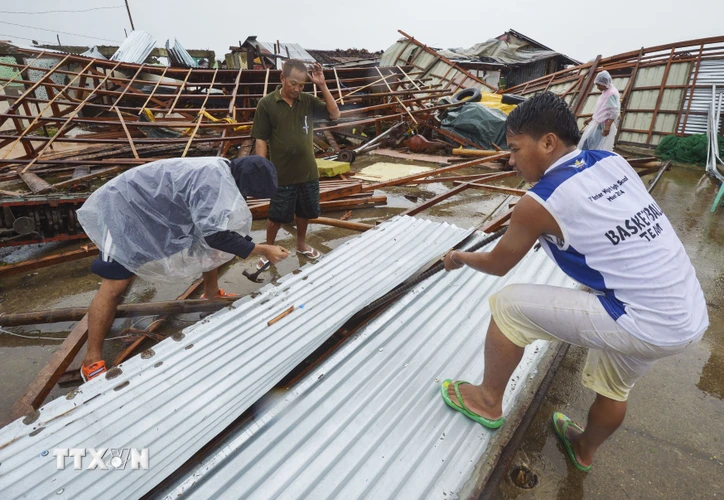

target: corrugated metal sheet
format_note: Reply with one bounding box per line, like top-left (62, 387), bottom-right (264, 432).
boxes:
top-left (165, 39), bottom-right (197, 68)
top-left (380, 39), bottom-right (484, 92)
top-left (110, 31), bottom-right (156, 64)
top-left (159, 236), bottom-right (575, 499)
top-left (256, 41), bottom-right (315, 69)
top-left (80, 46), bottom-right (106, 60)
top-left (679, 60), bottom-right (724, 135)
top-left (0, 216), bottom-right (472, 500)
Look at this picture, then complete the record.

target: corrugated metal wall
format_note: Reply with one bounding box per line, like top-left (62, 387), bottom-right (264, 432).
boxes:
top-left (678, 59), bottom-right (724, 135)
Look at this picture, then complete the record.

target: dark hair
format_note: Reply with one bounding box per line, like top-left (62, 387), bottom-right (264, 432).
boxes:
top-left (282, 59), bottom-right (308, 78)
top-left (505, 92), bottom-right (580, 146)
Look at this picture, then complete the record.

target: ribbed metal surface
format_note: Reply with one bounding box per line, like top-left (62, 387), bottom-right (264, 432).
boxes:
top-left (256, 41), bottom-right (315, 69)
top-left (165, 39), bottom-right (197, 68)
top-left (110, 31), bottom-right (156, 64)
top-left (160, 237), bottom-right (575, 499)
top-left (380, 39), bottom-right (482, 91)
top-left (0, 216), bottom-right (472, 500)
top-left (679, 60), bottom-right (724, 134)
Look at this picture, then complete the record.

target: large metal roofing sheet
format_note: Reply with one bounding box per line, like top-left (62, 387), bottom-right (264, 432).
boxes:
top-left (0, 216), bottom-right (472, 500)
top-left (110, 31), bottom-right (156, 64)
top-left (381, 39), bottom-right (483, 91)
top-left (161, 237), bottom-right (575, 499)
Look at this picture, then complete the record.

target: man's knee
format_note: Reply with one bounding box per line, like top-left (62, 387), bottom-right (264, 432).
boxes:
top-left (489, 284), bottom-right (525, 323)
top-left (98, 278), bottom-right (132, 300)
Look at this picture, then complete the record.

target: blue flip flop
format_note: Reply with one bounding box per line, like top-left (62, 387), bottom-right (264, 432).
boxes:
top-left (440, 379), bottom-right (504, 429)
top-left (552, 412), bottom-right (592, 472)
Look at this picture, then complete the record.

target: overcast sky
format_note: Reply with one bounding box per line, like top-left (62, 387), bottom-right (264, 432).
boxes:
top-left (1, 1), bottom-right (722, 63)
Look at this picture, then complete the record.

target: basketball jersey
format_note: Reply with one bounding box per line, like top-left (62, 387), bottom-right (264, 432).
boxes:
top-left (527, 149), bottom-right (708, 346)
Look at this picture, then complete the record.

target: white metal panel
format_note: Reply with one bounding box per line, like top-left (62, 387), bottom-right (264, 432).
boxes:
top-left (162, 238), bottom-right (576, 500)
top-left (0, 216), bottom-right (473, 500)
top-left (679, 60), bottom-right (724, 134)
top-left (110, 31), bottom-right (156, 64)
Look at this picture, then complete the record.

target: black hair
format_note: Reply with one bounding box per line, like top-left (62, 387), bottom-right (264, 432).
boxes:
top-left (282, 59), bottom-right (308, 78)
top-left (505, 92), bottom-right (581, 146)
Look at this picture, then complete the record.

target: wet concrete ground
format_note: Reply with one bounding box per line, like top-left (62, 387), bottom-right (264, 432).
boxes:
top-left (495, 166), bottom-right (724, 499)
top-left (0, 153), bottom-right (519, 424)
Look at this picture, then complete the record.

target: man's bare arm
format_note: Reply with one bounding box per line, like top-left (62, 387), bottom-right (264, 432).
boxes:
top-left (444, 195), bottom-right (563, 276)
top-left (255, 139), bottom-right (268, 158)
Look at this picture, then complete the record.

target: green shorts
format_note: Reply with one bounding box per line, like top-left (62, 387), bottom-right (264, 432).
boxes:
top-left (268, 179), bottom-right (321, 224)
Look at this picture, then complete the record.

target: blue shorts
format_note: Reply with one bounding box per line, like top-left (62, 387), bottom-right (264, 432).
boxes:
top-left (91, 252), bottom-right (135, 280)
top-left (268, 179), bottom-right (321, 224)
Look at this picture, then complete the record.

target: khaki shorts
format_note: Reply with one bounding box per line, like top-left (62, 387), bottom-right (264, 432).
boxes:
top-left (489, 284), bottom-right (701, 401)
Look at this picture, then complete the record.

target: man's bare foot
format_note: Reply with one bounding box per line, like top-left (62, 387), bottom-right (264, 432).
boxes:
top-left (446, 381), bottom-right (503, 421)
top-left (561, 416), bottom-right (594, 468)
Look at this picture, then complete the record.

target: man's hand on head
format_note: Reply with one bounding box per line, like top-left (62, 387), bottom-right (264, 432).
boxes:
top-left (308, 63), bottom-right (326, 88)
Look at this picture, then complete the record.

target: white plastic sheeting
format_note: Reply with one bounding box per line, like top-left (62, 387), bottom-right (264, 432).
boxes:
top-left (0, 216), bottom-right (472, 500)
top-left (162, 238), bottom-right (575, 499)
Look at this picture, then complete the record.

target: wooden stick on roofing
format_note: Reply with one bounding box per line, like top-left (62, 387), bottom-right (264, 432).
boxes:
top-left (376, 67), bottom-right (418, 124)
top-left (333, 67), bottom-right (344, 105)
top-left (267, 305), bottom-right (295, 326)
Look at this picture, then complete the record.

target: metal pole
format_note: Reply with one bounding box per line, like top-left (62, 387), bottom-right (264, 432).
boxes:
top-left (124, 0), bottom-right (135, 31)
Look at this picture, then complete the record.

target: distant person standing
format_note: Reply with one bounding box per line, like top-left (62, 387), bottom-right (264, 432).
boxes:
top-left (251, 59), bottom-right (341, 269)
top-left (579, 71), bottom-right (621, 151)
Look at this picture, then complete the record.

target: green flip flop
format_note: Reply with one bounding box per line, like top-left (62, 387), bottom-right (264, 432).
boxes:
top-left (440, 379), bottom-right (504, 429)
top-left (552, 412), bottom-right (592, 472)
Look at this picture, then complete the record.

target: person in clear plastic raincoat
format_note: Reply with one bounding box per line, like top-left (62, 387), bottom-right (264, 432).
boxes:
top-left (75, 156), bottom-right (290, 381)
top-left (579, 71), bottom-right (621, 151)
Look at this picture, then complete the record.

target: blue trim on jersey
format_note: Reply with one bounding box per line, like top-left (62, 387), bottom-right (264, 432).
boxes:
top-left (531, 150), bottom-right (617, 202)
top-left (543, 240), bottom-right (626, 320)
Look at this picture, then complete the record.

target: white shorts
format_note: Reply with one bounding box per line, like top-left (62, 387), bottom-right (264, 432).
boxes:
top-left (489, 284), bottom-right (701, 401)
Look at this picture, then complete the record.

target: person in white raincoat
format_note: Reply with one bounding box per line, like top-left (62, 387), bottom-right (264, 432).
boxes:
top-left (579, 71), bottom-right (621, 151)
top-left (75, 156), bottom-right (290, 381)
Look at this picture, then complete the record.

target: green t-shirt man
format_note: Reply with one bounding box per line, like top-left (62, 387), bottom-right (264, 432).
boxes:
top-left (252, 86), bottom-right (330, 186)
top-left (250, 60), bottom-right (340, 266)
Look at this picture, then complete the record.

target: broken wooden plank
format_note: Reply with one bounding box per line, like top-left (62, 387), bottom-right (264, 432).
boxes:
top-left (0, 244), bottom-right (98, 278)
top-left (452, 148), bottom-right (504, 158)
top-left (309, 217), bottom-right (374, 232)
top-left (45, 166), bottom-right (122, 192)
top-left (112, 278), bottom-right (205, 366)
top-left (17, 169), bottom-right (53, 194)
top-left (0, 298), bottom-right (238, 327)
top-left (481, 208), bottom-right (514, 233)
top-left (6, 315), bottom-right (89, 423)
top-left (453, 182), bottom-right (528, 197)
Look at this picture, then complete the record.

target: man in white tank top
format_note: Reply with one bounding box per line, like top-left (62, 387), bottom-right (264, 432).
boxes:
top-left (439, 92), bottom-right (708, 472)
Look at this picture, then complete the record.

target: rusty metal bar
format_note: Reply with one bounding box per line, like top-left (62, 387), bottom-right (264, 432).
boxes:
top-left (20, 61), bottom-right (123, 173)
top-left (1, 59), bottom-right (92, 161)
top-left (647, 48), bottom-right (676, 144)
top-left (166, 68), bottom-right (193, 117)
